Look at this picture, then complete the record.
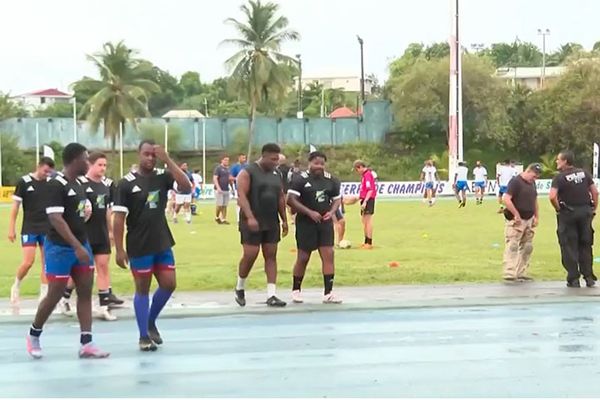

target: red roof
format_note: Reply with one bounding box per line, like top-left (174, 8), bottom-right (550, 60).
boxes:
top-left (25, 88), bottom-right (71, 97)
top-left (329, 106), bottom-right (357, 118)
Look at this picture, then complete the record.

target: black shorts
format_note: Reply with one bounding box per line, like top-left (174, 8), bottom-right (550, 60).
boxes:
top-left (334, 208), bottom-right (344, 220)
top-left (90, 242), bottom-right (111, 255)
top-left (295, 219), bottom-right (334, 252)
top-left (240, 227), bottom-right (280, 246)
top-left (360, 198), bottom-right (376, 215)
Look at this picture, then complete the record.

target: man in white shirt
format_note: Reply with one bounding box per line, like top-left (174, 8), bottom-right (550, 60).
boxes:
top-left (453, 161), bottom-right (469, 208)
top-left (472, 161), bottom-right (488, 205)
top-left (496, 159), bottom-right (517, 213)
top-left (191, 169), bottom-right (203, 216)
top-left (420, 160), bottom-right (439, 207)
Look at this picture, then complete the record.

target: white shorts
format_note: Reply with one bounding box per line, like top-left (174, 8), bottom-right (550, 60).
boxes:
top-left (175, 194), bottom-right (192, 205)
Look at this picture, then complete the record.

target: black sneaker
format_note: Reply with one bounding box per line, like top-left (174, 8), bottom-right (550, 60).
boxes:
top-left (221, 220), bottom-right (231, 225)
top-left (215, 218), bottom-right (222, 224)
top-left (107, 292), bottom-right (124, 306)
top-left (567, 280), bottom-right (581, 288)
top-left (235, 289), bottom-right (246, 307)
top-left (148, 325), bottom-right (163, 345)
top-left (139, 337), bottom-right (158, 352)
top-left (503, 277), bottom-right (517, 282)
top-left (585, 277), bottom-right (596, 288)
top-left (266, 296), bottom-right (287, 307)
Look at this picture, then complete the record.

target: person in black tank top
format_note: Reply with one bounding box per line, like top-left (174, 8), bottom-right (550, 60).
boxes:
top-left (234, 143), bottom-right (288, 308)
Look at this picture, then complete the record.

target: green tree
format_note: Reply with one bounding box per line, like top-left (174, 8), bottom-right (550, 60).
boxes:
top-left (548, 42), bottom-right (585, 66)
top-left (221, 0), bottom-right (299, 159)
top-left (0, 134), bottom-right (33, 185)
top-left (386, 54), bottom-right (512, 150)
top-left (179, 71), bottom-right (203, 98)
top-left (33, 102), bottom-right (73, 118)
top-left (73, 41), bottom-right (160, 152)
top-left (147, 67), bottom-right (183, 116)
top-left (0, 93), bottom-right (28, 119)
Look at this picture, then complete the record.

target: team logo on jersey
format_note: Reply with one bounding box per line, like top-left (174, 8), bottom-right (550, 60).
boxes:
top-left (68, 189), bottom-right (77, 197)
top-left (315, 190), bottom-right (326, 203)
top-left (77, 200), bottom-right (87, 217)
top-left (566, 171), bottom-right (586, 184)
top-left (96, 194), bottom-right (106, 209)
top-left (146, 190), bottom-right (160, 209)
top-left (27, 186), bottom-right (35, 192)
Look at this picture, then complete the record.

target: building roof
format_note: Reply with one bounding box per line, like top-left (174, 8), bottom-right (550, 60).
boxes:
top-left (329, 106), bottom-right (357, 118)
top-left (495, 66), bottom-right (566, 79)
top-left (162, 109), bottom-right (205, 119)
top-left (18, 88), bottom-right (72, 98)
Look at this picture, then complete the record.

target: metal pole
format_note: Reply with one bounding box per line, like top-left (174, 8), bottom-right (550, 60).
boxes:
top-left (357, 36), bottom-right (365, 103)
top-left (538, 28), bottom-right (550, 89)
top-left (35, 123), bottom-right (40, 166)
top-left (72, 97), bottom-right (77, 142)
top-left (119, 122), bottom-right (123, 178)
top-left (456, 0), bottom-right (463, 162)
top-left (202, 117), bottom-right (206, 199)
top-left (164, 120), bottom-right (169, 152)
top-left (194, 119), bottom-right (199, 151)
top-left (296, 54), bottom-right (303, 119)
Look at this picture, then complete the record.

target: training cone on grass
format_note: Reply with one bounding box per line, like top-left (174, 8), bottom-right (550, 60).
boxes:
top-left (388, 261), bottom-right (400, 268)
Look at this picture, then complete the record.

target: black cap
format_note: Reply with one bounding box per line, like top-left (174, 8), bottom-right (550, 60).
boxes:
top-left (528, 163), bottom-right (543, 175)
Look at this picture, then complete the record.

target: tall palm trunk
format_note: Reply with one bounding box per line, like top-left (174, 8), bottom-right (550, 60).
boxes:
top-left (247, 99), bottom-right (257, 161)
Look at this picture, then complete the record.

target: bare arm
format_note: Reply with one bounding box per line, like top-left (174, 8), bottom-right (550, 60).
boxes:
top-left (236, 170), bottom-right (255, 221)
top-left (48, 214), bottom-right (85, 249)
top-left (166, 159), bottom-right (191, 193)
top-left (502, 193), bottom-right (521, 221)
top-left (213, 174), bottom-right (221, 192)
top-left (420, 172), bottom-right (425, 181)
top-left (113, 212), bottom-right (126, 254)
top-left (8, 201), bottom-right (19, 241)
top-left (590, 184), bottom-right (598, 213)
top-left (549, 188), bottom-right (560, 212)
top-left (278, 189), bottom-right (287, 224)
top-left (106, 208), bottom-right (114, 242)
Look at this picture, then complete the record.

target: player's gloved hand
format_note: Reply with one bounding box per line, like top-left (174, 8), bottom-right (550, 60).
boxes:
top-left (75, 245), bottom-right (91, 266)
top-left (308, 210), bottom-right (322, 223)
top-left (8, 229), bottom-right (16, 243)
top-left (281, 221), bottom-right (289, 237)
top-left (116, 249), bottom-right (129, 269)
top-left (247, 217), bottom-right (260, 232)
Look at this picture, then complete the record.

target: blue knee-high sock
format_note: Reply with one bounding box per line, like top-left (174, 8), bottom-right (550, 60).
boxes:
top-left (134, 293), bottom-right (150, 338)
top-left (149, 288), bottom-right (173, 326)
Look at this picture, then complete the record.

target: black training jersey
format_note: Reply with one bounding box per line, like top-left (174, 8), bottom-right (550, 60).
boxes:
top-left (288, 170), bottom-right (341, 222)
top-left (113, 169), bottom-right (175, 258)
top-left (78, 176), bottom-right (115, 246)
top-left (240, 162), bottom-right (283, 230)
top-left (552, 168), bottom-right (594, 207)
top-left (45, 174), bottom-right (90, 246)
top-left (12, 174), bottom-right (49, 234)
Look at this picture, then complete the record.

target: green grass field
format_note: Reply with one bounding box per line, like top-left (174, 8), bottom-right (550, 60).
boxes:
top-left (0, 198), bottom-right (594, 298)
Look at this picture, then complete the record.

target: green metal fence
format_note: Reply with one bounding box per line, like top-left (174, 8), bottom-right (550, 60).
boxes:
top-left (0, 100), bottom-right (392, 150)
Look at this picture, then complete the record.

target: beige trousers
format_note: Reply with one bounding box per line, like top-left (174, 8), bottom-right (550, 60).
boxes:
top-left (503, 217), bottom-right (536, 279)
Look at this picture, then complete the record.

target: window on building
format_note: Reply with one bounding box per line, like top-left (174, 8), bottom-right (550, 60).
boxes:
top-left (40, 97), bottom-right (46, 104)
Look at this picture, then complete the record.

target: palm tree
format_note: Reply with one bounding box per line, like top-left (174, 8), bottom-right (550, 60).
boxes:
top-left (72, 41), bottom-right (160, 153)
top-left (221, 0), bottom-right (299, 160)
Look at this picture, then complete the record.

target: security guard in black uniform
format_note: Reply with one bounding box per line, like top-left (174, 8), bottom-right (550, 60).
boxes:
top-left (549, 150), bottom-right (599, 287)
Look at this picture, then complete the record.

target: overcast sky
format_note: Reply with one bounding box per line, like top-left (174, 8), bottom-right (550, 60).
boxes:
top-left (1, 0), bottom-right (598, 94)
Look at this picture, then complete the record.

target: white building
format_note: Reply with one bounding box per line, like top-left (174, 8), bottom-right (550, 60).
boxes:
top-left (12, 88), bottom-right (72, 111)
top-left (295, 74), bottom-right (373, 93)
top-left (494, 66), bottom-right (566, 90)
